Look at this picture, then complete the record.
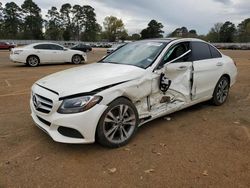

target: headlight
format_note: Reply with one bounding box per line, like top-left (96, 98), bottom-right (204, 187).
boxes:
top-left (57, 95), bottom-right (102, 114)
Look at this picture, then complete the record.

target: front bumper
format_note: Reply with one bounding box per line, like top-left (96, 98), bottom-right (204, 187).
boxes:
top-left (30, 84), bottom-right (107, 144)
top-left (82, 54), bottom-right (87, 62)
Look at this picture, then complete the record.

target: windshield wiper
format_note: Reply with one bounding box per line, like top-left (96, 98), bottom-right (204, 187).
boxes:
top-left (98, 60), bottom-right (144, 69)
top-left (99, 61), bottom-right (120, 64)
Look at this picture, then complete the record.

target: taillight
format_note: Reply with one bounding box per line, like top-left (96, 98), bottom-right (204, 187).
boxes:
top-left (13, 50), bottom-right (23, 55)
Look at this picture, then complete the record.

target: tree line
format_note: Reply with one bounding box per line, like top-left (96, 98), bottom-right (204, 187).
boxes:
top-left (0, 0), bottom-right (249, 42)
top-left (143, 19), bottom-right (250, 43)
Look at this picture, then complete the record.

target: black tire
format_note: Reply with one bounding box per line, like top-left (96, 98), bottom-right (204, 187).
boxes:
top-left (212, 76), bottom-right (230, 106)
top-left (96, 98), bottom-right (139, 148)
top-left (26, 55), bottom-right (40, 67)
top-left (72, 55), bottom-right (82, 64)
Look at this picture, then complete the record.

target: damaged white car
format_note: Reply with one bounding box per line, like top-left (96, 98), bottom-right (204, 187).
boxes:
top-left (30, 38), bottom-right (237, 147)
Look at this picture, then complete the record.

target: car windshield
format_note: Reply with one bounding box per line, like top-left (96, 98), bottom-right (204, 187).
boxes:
top-left (72, 44), bottom-right (81, 48)
top-left (112, 43), bottom-right (124, 48)
top-left (102, 41), bottom-right (167, 69)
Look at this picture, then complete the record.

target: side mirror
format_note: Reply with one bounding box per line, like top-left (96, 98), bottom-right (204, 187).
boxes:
top-left (64, 48), bottom-right (68, 51)
top-left (159, 73), bottom-right (171, 93)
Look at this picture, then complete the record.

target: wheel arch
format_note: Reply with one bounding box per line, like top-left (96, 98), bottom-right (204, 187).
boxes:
top-left (107, 96), bottom-right (134, 106)
top-left (94, 95), bottom-right (139, 147)
top-left (95, 95), bottom-right (137, 134)
top-left (26, 54), bottom-right (40, 64)
top-left (72, 54), bottom-right (84, 62)
top-left (221, 74), bottom-right (231, 86)
top-left (211, 74), bottom-right (231, 106)
top-left (212, 74), bottom-right (231, 96)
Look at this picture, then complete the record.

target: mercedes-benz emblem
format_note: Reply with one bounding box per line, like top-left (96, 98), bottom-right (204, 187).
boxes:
top-left (33, 94), bottom-right (41, 109)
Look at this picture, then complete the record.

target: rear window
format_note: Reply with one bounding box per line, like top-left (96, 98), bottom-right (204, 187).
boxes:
top-left (209, 45), bottom-right (222, 58)
top-left (191, 41), bottom-right (212, 61)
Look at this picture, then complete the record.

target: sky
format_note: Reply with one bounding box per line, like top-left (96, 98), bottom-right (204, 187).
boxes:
top-left (1, 0), bottom-right (250, 35)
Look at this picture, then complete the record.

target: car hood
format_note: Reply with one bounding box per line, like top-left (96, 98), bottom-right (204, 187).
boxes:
top-left (36, 63), bottom-right (145, 97)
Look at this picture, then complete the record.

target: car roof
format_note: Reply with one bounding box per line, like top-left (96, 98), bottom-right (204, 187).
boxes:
top-left (21, 42), bottom-right (64, 49)
top-left (142, 37), bottom-right (204, 43)
top-left (29, 42), bottom-right (63, 47)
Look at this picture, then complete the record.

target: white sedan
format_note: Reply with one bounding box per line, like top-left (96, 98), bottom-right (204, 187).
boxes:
top-left (30, 38), bottom-right (237, 147)
top-left (10, 42), bottom-right (87, 67)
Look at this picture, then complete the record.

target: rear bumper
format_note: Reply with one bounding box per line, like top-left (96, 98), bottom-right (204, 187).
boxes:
top-left (10, 54), bottom-right (25, 63)
top-left (230, 66), bottom-right (237, 87)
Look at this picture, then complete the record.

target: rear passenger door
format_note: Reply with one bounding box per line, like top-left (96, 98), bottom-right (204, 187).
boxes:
top-left (191, 41), bottom-right (224, 100)
top-left (33, 44), bottom-right (54, 63)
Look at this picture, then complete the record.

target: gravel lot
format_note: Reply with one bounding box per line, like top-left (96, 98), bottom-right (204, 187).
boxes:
top-left (0, 49), bottom-right (249, 187)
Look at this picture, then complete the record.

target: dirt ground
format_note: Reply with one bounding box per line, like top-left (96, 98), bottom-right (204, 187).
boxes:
top-left (0, 49), bottom-right (249, 188)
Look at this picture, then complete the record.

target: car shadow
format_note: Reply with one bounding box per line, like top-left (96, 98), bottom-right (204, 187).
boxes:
top-left (11, 62), bottom-right (84, 68)
top-left (137, 100), bottom-right (213, 133)
top-left (41, 100), bottom-right (213, 153)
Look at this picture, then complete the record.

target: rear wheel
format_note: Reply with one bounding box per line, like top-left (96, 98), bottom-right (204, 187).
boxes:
top-left (72, 55), bottom-right (82, 64)
top-left (212, 76), bottom-right (230, 106)
top-left (96, 98), bottom-right (139, 148)
top-left (27, 55), bottom-right (39, 67)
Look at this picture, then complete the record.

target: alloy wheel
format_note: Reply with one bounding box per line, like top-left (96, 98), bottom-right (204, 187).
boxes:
top-left (103, 104), bottom-right (136, 144)
top-left (72, 55), bottom-right (81, 64)
top-left (28, 56), bottom-right (39, 67)
top-left (216, 78), bottom-right (229, 103)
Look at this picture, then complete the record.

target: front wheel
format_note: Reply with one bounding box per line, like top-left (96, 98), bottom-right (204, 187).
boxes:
top-left (96, 98), bottom-right (139, 148)
top-left (212, 76), bottom-right (230, 106)
top-left (72, 55), bottom-right (82, 64)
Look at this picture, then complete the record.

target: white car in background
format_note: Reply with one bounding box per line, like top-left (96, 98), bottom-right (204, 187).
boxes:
top-left (10, 42), bottom-right (87, 67)
top-left (30, 38), bottom-right (237, 148)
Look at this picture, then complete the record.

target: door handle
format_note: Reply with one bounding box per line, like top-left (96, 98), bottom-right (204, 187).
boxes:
top-left (216, 62), bottom-right (223, 66)
top-left (177, 66), bottom-right (188, 70)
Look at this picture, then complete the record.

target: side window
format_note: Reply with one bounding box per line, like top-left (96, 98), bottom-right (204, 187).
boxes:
top-left (191, 42), bottom-right (212, 61)
top-left (34, 44), bottom-right (51, 50)
top-left (163, 42), bottom-right (191, 64)
top-left (50, 44), bottom-right (63, 50)
top-left (209, 45), bottom-right (222, 58)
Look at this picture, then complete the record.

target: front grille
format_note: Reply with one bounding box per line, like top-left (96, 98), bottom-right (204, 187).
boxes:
top-left (33, 93), bottom-right (53, 114)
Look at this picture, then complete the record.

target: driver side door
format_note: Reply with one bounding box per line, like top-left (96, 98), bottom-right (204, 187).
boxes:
top-left (150, 42), bottom-right (193, 116)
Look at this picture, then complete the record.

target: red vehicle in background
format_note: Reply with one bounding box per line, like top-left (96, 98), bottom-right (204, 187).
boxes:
top-left (0, 42), bottom-right (16, 50)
